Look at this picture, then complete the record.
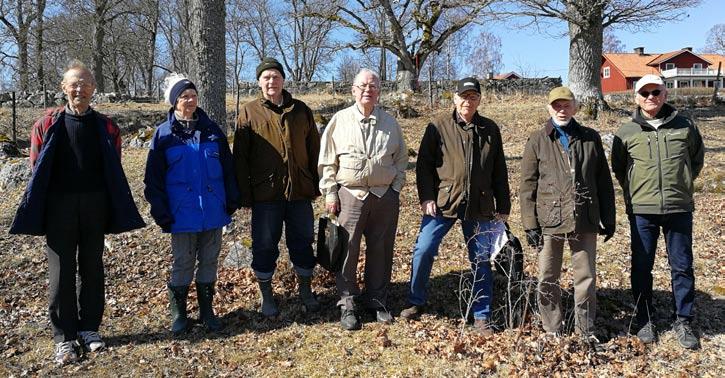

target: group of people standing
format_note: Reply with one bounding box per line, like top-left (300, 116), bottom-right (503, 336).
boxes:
top-left (10, 58), bottom-right (704, 365)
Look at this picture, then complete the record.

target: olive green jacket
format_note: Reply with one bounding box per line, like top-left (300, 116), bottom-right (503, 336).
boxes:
top-left (233, 90), bottom-right (320, 206)
top-left (519, 118), bottom-right (615, 235)
top-left (611, 103), bottom-right (705, 215)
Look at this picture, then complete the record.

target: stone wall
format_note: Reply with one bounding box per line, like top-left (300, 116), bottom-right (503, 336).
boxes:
top-left (0, 91), bottom-right (156, 108)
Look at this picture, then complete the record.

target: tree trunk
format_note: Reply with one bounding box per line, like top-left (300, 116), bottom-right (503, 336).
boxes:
top-left (188, 0), bottom-right (226, 130)
top-left (92, 17), bottom-right (106, 91)
top-left (35, 0), bottom-right (46, 92)
top-left (567, 3), bottom-right (608, 118)
top-left (17, 33), bottom-right (29, 92)
top-left (395, 58), bottom-right (417, 92)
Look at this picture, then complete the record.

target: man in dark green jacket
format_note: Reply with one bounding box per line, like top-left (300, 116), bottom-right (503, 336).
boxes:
top-left (611, 74), bottom-right (704, 350)
top-left (233, 57), bottom-right (321, 317)
top-left (520, 87), bottom-right (615, 339)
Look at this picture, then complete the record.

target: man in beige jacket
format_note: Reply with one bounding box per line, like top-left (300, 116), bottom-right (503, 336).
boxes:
top-left (318, 68), bottom-right (408, 330)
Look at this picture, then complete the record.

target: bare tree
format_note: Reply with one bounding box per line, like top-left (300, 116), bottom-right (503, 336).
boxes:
top-left (704, 24), bottom-right (724, 55)
top-left (157, 0), bottom-right (191, 74)
top-left (336, 53), bottom-right (362, 82)
top-left (32, 0), bottom-right (46, 91)
top-left (0, 0), bottom-right (44, 91)
top-left (311, 0), bottom-right (500, 92)
top-left (468, 30), bottom-right (502, 78)
top-left (187, 0), bottom-right (226, 128)
top-left (514, 0), bottom-right (702, 113)
top-left (602, 28), bottom-right (625, 53)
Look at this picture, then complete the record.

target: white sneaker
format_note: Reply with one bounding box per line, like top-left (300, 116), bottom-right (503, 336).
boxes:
top-left (54, 341), bottom-right (78, 365)
top-left (78, 331), bottom-right (105, 352)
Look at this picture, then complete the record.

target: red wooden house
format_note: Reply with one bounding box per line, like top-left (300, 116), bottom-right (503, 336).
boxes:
top-left (601, 47), bottom-right (725, 93)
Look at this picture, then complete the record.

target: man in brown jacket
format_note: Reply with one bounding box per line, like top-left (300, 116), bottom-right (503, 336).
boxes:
top-left (399, 77), bottom-right (511, 335)
top-left (233, 57), bottom-right (321, 317)
top-left (519, 87), bottom-right (615, 338)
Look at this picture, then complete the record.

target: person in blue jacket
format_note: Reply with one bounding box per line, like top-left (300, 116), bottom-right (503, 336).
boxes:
top-left (144, 74), bottom-right (240, 335)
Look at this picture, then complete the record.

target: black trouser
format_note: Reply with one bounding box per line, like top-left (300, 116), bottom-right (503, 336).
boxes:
top-left (45, 191), bottom-right (108, 343)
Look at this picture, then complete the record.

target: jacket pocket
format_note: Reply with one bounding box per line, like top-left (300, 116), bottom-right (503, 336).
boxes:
top-left (165, 148), bottom-right (187, 185)
top-left (587, 197), bottom-right (600, 225)
top-left (537, 197), bottom-right (562, 227)
top-left (204, 147), bottom-right (223, 180)
top-left (337, 157), bottom-right (366, 186)
top-left (295, 166), bottom-right (317, 198)
top-left (478, 189), bottom-right (495, 217)
top-left (437, 183), bottom-right (453, 208)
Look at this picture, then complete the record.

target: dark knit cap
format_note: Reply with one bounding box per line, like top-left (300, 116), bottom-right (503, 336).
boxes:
top-left (169, 79), bottom-right (196, 106)
top-left (256, 57), bottom-right (285, 79)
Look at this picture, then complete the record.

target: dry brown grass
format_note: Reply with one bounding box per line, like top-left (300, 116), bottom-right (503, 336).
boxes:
top-left (1, 93), bottom-right (723, 376)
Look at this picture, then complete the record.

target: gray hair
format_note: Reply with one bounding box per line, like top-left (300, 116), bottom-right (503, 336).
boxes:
top-left (62, 59), bottom-right (95, 85)
top-left (353, 68), bottom-right (381, 86)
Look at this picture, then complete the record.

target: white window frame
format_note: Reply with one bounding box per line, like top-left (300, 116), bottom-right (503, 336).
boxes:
top-left (603, 67), bottom-right (610, 78)
top-left (666, 81), bottom-right (674, 88)
top-left (693, 63), bottom-right (703, 69)
top-left (665, 63), bottom-right (675, 70)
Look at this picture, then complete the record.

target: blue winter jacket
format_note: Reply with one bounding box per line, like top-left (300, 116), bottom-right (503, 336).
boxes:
top-left (144, 108), bottom-right (240, 233)
top-left (10, 108), bottom-right (146, 236)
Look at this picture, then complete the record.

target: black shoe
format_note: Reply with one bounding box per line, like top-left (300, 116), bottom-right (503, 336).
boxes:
top-left (340, 307), bottom-right (361, 331)
top-left (168, 285), bottom-right (190, 336)
top-left (197, 282), bottom-right (222, 332)
top-left (636, 321), bottom-right (656, 344)
top-left (376, 309), bottom-right (393, 324)
top-left (673, 319), bottom-right (699, 350)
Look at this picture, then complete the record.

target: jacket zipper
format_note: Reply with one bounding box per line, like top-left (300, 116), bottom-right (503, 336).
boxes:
top-left (655, 131), bottom-right (665, 211)
top-left (664, 134), bottom-right (669, 158)
top-left (647, 135), bottom-right (652, 159)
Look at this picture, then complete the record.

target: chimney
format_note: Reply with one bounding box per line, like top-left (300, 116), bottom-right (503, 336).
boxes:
top-left (633, 47), bottom-right (645, 55)
top-left (683, 47), bottom-right (692, 52)
top-left (487, 72), bottom-right (494, 80)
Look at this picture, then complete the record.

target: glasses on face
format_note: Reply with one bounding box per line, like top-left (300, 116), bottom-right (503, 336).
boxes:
top-left (459, 93), bottom-right (480, 101)
top-left (65, 81), bottom-right (93, 90)
top-left (638, 89), bottom-right (662, 98)
top-left (354, 83), bottom-right (378, 91)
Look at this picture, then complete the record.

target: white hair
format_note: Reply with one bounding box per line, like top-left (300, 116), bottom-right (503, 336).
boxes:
top-left (163, 73), bottom-right (190, 106)
top-left (353, 68), bottom-right (381, 86)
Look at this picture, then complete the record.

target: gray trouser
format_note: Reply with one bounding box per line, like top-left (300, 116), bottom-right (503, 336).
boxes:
top-left (169, 228), bottom-right (223, 286)
top-left (336, 187), bottom-right (400, 309)
top-left (537, 232), bottom-right (597, 334)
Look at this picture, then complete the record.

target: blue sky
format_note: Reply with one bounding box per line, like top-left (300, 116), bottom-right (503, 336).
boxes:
top-left (492, 0), bottom-right (722, 83)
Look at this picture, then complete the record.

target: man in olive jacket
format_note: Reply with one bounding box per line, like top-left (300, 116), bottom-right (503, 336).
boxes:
top-left (400, 78), bottom-right (511, 335)
top-left (233, 57), bottom-right (321, 317)
top-left (611, 74), bottom-right (705, 350)
top-left (519, 87), bottom-right (615, 338)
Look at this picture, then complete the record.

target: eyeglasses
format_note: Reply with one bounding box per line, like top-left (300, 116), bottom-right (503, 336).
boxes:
top-left (65, 81), bottom-right (93, 90)
top-left (638, 89), bottom-right (662, 98)
top-left (458, 93), bottom-right (480, 101)
top-left (354, 83), bottom-right (378, 91)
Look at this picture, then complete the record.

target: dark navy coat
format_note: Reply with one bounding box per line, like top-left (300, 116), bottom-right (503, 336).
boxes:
top-left (10, 108), bottom-right (146, 236)
top-left (143, 108), bottom-right (240, 233)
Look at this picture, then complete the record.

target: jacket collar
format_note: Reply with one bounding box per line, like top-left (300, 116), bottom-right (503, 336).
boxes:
top-left (167, 106), bottom-right (212, 128)
top-left (259, 89), bottom-right (294, 111)
top-left (452, 109), bottom-right (485, 131)
top-left (545, 118), bottom-right (583, 139)
top-left (631, 103), bottom-right (677, 130)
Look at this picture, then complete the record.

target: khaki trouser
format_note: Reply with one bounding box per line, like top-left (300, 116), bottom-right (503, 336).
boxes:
top-left (537, 232), bottom-right (597, 334)
top-left (336, 187), bottom-right (400, 309)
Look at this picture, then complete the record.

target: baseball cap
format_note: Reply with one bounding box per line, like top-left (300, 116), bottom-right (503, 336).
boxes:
top-left (634, 74), bottom-right (664, 93)
top-left (547, 86), bottom-right (575, 104)
top-left (456, 77), bottom-right (481, 95)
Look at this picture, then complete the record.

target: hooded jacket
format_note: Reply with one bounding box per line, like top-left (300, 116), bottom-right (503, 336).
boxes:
top-left (10, 107), bottom-right (145, 235)
top-left (611, 103), bottom-right (705, 215)
top-left (144, 108), bottom-right (240, 233)
top-left (519, 118), bottom-right (615, 235)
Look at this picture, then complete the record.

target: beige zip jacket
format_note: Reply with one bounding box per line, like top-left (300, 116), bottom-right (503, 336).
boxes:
top-left (318, 104), bottom-right (407, 203)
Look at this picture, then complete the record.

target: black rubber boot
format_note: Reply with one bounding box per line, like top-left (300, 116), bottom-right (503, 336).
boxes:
top-left (297, 274), bottom-right (320, 313)
top-left (196, 282), bottom-right (222, 332)
top-left (167, 285), bottom-right (190, 336)
top-left (257, 278), bottom-right (279, 317)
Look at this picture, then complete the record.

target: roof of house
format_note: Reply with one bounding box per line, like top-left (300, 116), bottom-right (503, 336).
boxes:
top-left (604, 49), bottom-right (725, 78)
top-left (647, 50), bottom-right (711, 66)
top-left (603, 53), bottom-right (660, 78)
top-left (701, 54), bottom-right (725, 72)
top-left (494, 72), bottom-right (521, 79)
